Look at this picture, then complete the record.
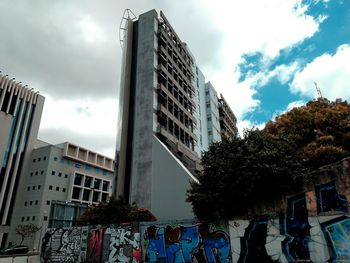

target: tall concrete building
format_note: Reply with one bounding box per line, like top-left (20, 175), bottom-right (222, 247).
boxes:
top-left (7, 141), bottom-right (114, 250)
top-left (115, 9), bottom-right (237, 220)
top-left (0, 73), bottom-right (45, 248)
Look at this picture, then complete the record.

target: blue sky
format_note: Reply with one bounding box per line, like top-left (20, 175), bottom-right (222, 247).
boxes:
top-left (238, 0), bottom-right (350, 126)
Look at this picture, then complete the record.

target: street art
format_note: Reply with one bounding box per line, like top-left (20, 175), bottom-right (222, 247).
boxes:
top-left (280, 193), bottom-right (310, 262)
top-left (322, 216), bottom-right (350, 262)
top-left (142, 223), bottom-right (231, 263)
top-left (87, 228), bottom-right (104, 262)
top-left (316, 181), bottom-right (348, 213)
top-left (41, 227), bottom-right (87, 263)
top-left (103, 224), bottom-right (141, 263)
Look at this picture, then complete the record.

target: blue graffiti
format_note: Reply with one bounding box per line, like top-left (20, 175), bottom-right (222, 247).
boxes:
top-left (322, 216), bottom-right (350, 262)
top-left (145, 227), bottom-right (166, 262)
top-left (316, 181), bottom-right (348, 213)
top-left (181, 226), bottom-right (200, 262)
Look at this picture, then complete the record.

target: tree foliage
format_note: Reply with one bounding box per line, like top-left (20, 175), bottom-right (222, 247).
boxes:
top-left (78, 197), bottom-right (157, 225)
top-left (188, 98), bottom-right (350, 220)
top-left (15, 224), bottom-right (41, 245)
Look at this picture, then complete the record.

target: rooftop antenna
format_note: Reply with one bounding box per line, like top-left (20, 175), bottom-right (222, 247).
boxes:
top-left (119, 9), bottom-right (137, 49)
top-left (314, 82), bottom-right (323, 98)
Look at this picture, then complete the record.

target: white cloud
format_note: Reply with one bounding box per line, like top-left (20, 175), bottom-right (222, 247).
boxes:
top-left (290, 44), bottom-right (350, 100)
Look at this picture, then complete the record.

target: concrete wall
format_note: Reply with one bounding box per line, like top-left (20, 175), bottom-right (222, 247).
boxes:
top-left (0, 253), bottom-right (40, 263)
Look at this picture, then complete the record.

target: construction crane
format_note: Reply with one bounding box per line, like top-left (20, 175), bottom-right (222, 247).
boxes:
top-left (314, 82), bottom-right (323, 98)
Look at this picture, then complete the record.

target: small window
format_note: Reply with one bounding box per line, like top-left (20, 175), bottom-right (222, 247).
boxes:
top-left (44, 216), bottom-right (48, 221)
top-left (49, 185), bottom-right (53, 190)
top-left (72, 187), bottom-right (81, 199)
top-left (75, 162), bottom-right (82, 169)
top-left (54, 157), bottom-right (58, 161)
top-left (85, 164), bottom-right (91, 170)
top-left (41, 170), bottom-right (44, 175)
top-left (56, 187), bottom-right (59, 191)
top-left (46, 200), bottom-right (50, 205)
top-left (43, 156), bottom-right (47, 161)
top-left (26, 216), bottom-right (30, 221)
top-left (58, 172), bottom-right (62, 177)
top-left (27, 186), bottom-right (30, 191)
top-left (38, 185), bottom-right (41, 190)
top-left (65, 174), bottom-right (68, 178)
top-left (51, 171), bottom-right (55, 176)
top-left (62, 188), bottom-right (66, 192)
top-left (35, 200), bottom-right (38, 205)
top-left (30, 172), bottom-right (33, 177)
top-left (33, 159), bottom-right (36, 163)
top-left (24, 201), bottom-right (27, 206)
top-left (21, 217), bottom-right (25, 222)
top-left (32, 216), bottom-right (35, 221)
top-left (30, 201), bottom-right (33, 205)
top-left (35, 171), bottom-right (38, 175)
top-left (32, 186), bottom-right (35, 190)
top-left (38, 158), bottom-right (41, 162)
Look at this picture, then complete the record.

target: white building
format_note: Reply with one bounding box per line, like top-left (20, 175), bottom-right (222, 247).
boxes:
top-left (7, 141), bottom-right (114, 250)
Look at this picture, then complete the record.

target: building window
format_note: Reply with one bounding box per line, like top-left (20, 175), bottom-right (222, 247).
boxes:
top-left (35, 171), bottom-right (38, 175)
top-left (26, 216), bottom-right (30, 221)
top-left (49, 185), bottom-right (53, 190)
top-left (43, 156), bottom-right (47, 161)
top-left (38, 158), bottom-right (41, 162)
top-left (58, 172), bottom-right (62, 177)
top-left (72, 187), bottom-right (81, 199)
top-left (46, 200), bottom-right (50, 205)
top-left (92, 191), bottom-right (99, 202)
top-left (85, 164), bottom-right (91, 170)
top-left (74, 174), bottom-right (83, 186)
top-left (30, 201), bottom-right (33, 205)
top-left (41, 170), bottom-right (44, 175)
top-left (102, 181), bottom-right (109, 192)
top-left (84, 176), bottom-right (92, 188)
top-left (62, 188), bottom-right (66, 192)
top-left (56, 187), bottom-right (59, 191)
top-left (101, 193), bottom-right (108, 203)
top-left (33, 159), bottom-right (36, 163)
top-left (75, 162), bottom-right (82, 169)
top-left (24, 201), bottom-right (27, 206)
top-left (21, 217), bottom-right (24, 222)
top-left (35, 200), bottom-right (38, 205)
top-left (38, 185), bottom-right (41, 190)
top-left (32, 216), bottom-right (35, 221)
top-left (102, 170), bottom-right (107, 176)
top-left (93, 179), bottom-right (101, 190)
top-left (27, 186), bottom-right (30, 191)
top-left (51, 171), bottom-right (55, 176)
top-left (54, 157), bottom-right (58, 161)
top-left (32, 186), bottom-right (35, 190)
top-left (30, 172), bottom-right (33, 177)
top-left (44, 216), bottom-right (48, 221)
top-left (65, 174), bottom-right (68, 178)
top-left (83, 189), bottom-right (90, 201)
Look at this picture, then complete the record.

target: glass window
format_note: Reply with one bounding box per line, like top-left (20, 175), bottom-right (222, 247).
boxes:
top-left (85, 164), bottom-right (91, 170)
top-left (24, 201), bottom-right (27, 206)
top-left (92, 191), bottom-right (99, 202)
top-left (33, 159), bottom-right (36, 163)
top-left (51, 171), bottom-right (55, 176)
top-left (72, 187), bottom-right (80, 199)
top-left (62, 188), bottom-right (66, 192)
top-left (56, 187), bottom-right (59, 191)
top-left (21, 217), bottom-right (24, 222)
top-left (32, 186), bottom-right (35, 190)
top-left (44, 216), bottom-right (48, 221)
top-left (35, 171), bottom-right (38, 175)
top-left (27, 186), bottom-right (30, 191)
top-left (35, 200), bottom-right (38, 205)
top-left (30, 172), bottom-right (33, 177)
top-left (41, 170), bottom-right (44, 175)
top-left (102, 181), bottom-right (109, 191)
top-left (83, 189), bottom-right (90, 201)
top-left (84, 176), bottom-right (92, 188)
top-left (49, 185), bottom-right (53, 190)
top-left (38, 185), bottom-right (41, 190)
top-left (101, 193), bottom-right (108, 203)
top-left (65, 174), bottom-right (68, 178)
top-left (26, 217), bottom-right (30, 221)
top-left (46, 200), bottom-right (50, 205)
top-left (38, 158), bottom-right (41, 162)
top-left (74, 174), bottom-right (83, 185)
top-left (30, 201), bottom-right (32, 205)
top-left (32, 216), bottom-right (35, 221)
top-left (58, 172), bottom-right (62, 177)
top-left (43, 156), bottom-right (47, 161)
top-left (75, 162), bottom-right (82, 169)
top-left (93, 179), bottom-right (101, 190)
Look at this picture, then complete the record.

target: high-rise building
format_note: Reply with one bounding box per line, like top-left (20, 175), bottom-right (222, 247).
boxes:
top-left (7, 140), bottom-right (114, 250)
top-left (218, 94), bottom-right (238, 139)
top-left (115, 9), bottom-right (237, 220)
top-left (0, 73), bottom-right (45, 248)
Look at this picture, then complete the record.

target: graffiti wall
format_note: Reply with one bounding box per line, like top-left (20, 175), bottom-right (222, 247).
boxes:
top-left (41, 179), bottom-right (350, 262)
top-left (141, 221), bottom-right (231, 263)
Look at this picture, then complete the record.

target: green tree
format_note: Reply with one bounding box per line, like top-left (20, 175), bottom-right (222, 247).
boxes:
top-left (15, 224), bottom-right (41, 245)
top-left (78, 197), bottom-right (156, 225)
top-left (187, 130), bottom-right (303, 220)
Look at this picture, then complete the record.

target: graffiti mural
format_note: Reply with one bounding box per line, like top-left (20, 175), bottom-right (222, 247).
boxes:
top-left (142, 222), bottom-right (231, 263)
top-left (41, 227), bottom-right (88, 263)
top-left (322, 216), bottom-right (350, 262)
top-left (316, 181), bottom-right (348, 213)
top-left (103, 224), bottom-right (141, 263)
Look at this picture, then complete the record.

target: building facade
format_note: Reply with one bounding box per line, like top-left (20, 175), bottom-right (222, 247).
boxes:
top-left (7, 141), bottom-right (114, 250)
top-left (218, 94), bottom-right (238, 139)
top-left (0, 74), bottom-right (44, 248)
top-left (115, 9), bottom-right (237, 220)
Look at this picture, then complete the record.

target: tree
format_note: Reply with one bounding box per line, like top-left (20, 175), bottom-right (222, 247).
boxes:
top-left (15, 224), bottom-right (41, 245)
top-left (78, 197), bottom-right (156, 225)
top-left (264, 98), bottom-right (350, 169)
top-left (187, 130), bottom-right (304, 220)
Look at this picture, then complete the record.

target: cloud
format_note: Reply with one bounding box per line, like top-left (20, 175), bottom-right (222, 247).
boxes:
top-left (290, 44), bottom-right (350, 100)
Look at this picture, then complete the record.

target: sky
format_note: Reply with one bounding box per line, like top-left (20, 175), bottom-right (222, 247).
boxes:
top-left (0, 0), bottom-right (349, 158)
